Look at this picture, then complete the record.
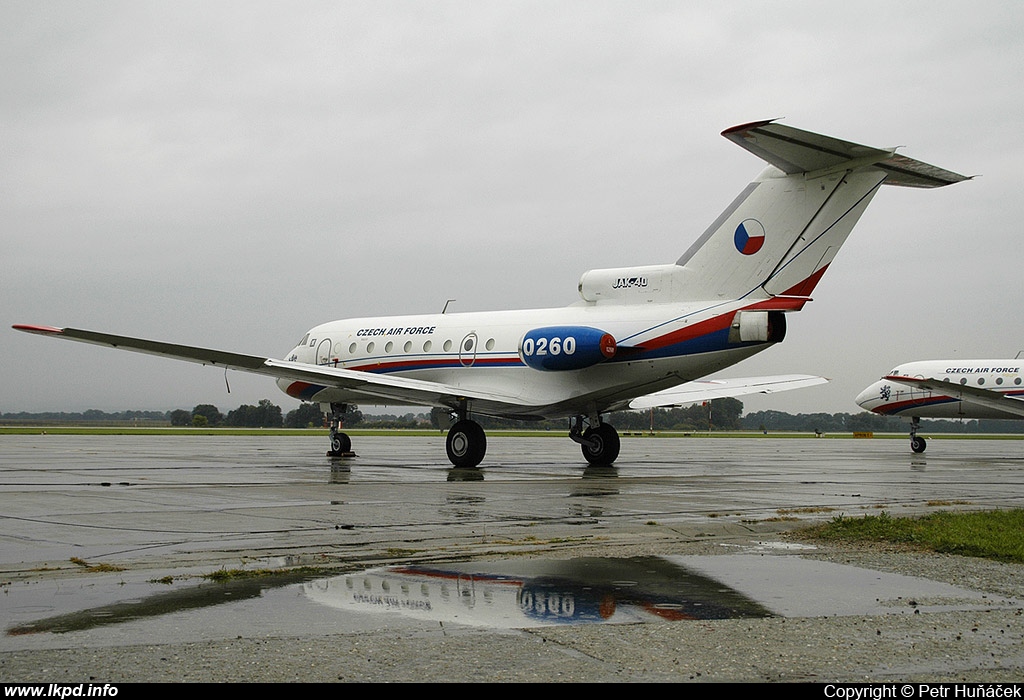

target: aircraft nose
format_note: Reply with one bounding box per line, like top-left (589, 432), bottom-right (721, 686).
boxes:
top-left (854, 383), bottom-right (881, 411)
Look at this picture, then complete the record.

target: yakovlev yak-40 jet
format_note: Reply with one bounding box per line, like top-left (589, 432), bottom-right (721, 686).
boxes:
top-left (15, 120), bottom-right (969, 468)
top-left (856, 359), bottom-right (1024, 453)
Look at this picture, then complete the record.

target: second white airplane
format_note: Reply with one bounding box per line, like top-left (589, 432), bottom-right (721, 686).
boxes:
top-left (856, 360), bottom-right (1024, 452)
top-left (15, 120), bottom-right (968, 467)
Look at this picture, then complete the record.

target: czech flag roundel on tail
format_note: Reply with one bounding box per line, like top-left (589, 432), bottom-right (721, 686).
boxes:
top-left (734, 218), bottom-right (765, 255)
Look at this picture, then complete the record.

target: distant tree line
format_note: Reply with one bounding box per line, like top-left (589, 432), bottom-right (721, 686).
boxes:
top-left (741, 409), bottom-right (1024, 434)
top-left (4, 397), bottom-right (1024, 433)
top-left (0, 409), bottom-right (170, 424)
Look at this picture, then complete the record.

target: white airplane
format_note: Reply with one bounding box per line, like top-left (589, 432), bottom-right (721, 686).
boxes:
top-left (14, 120), bottom-right (968, 468)
top-left (856, 360), bottom-right (1024, 453)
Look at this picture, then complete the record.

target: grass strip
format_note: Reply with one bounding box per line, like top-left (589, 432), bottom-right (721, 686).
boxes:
top-left (799, 509), bottom-right (1024, 563)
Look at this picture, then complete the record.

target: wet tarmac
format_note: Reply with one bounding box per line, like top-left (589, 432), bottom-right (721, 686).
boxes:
top-left (1, 433), bottom-right (1023, 653)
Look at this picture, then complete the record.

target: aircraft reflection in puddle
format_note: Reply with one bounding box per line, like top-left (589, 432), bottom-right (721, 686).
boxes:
top-left (7, 554), bottom-right (1006, 638)
top-left (303, 556), bottom-right (773, 628)
top-left (4, 557), bottom-right (766, 638)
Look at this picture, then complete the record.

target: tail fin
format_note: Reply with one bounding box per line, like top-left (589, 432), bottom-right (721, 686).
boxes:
top-left (676, 120), bottom-right (968, 304)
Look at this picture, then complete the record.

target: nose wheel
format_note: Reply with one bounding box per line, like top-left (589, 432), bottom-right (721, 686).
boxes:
top-left (330, 432), bottom-right (352, 456)
top-left (909, 416), bottom-right (926, 453)
top-left (326, 403), bottom-right (355, 458)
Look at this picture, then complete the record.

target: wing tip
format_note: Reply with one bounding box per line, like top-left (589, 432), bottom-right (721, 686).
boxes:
top-left (721, 118), bottom-right (778, 138)
top-left (12, 324), bottom-right (64, 335)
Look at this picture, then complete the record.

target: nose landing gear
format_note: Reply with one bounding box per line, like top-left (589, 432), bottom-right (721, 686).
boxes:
top-left (909, 416), bottom-right (926, 453)
top-left (326, 403), bottom-right (355, 458)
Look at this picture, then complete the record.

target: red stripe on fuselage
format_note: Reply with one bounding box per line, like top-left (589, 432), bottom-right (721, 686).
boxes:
top-left (635, 313), bottom-right (734, 352)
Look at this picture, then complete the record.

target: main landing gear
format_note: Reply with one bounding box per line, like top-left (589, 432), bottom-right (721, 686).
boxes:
top-left (909, 416), bottom-right (927, 453)
top-left (570, 415), bottom-right (620, 466)
top-left (326, 402), bottom-right (354, 458)
top-left (446, 418), bottom-right (487, 468)
top-left (326, 402), bottom-right (622, 468)
top-left (443, 413), bottom-right (621, 468)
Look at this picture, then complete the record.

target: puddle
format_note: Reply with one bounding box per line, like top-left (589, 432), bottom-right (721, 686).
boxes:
top-left (3, 551), bottom-right (1016, 647)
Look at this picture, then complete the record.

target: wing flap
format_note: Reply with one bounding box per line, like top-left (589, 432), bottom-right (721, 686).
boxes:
top-left (628, 374), bottom-right (828, 410)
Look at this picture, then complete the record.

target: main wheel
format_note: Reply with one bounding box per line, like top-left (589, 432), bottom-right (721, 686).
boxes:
top-left (329, 432), bottom-right (352, 456)
top-left (446, 420), bottom-right (487, 468)
top-left (911, 436), bottom-right (927, 453)
top-left (580, 423), bottom-right (620, 465)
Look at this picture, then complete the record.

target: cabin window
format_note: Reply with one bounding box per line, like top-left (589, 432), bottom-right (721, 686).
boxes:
top-left (960, 378), bottom-right (967, 384)
top-left (385, 341), bottom-right (393, 353)
top-left (486, 338), bottom-right (495, 351)
top-left (423, 340), bottom-right (432, 352)
top-left (996, 377), bottom-right (1004, 385)
top-left (1017, 378), bottom-right (1022, 385)
top-left (977, 377), bottom-right (985, 385)
top-left (404, 341), bottom-right (412, 353)
top-left (443, 339), bottom-right (453, 352)
top-left (367, 342), bottom-right (375, 353)
top-left (349, 342), bottom-right (357, 354)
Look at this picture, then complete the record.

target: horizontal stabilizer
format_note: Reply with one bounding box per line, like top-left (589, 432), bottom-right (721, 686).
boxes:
top-left (722, 120), bottom-right (970, 187)
top-left (629, 374), bottom-right (828, 410)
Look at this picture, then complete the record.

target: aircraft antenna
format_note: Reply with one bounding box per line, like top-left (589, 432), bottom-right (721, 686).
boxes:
top-left (224, 368), bottom-right (231, 393)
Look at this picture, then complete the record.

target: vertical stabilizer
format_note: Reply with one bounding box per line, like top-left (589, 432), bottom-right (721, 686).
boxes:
top-left (675, 121), bottom-right (968, 303)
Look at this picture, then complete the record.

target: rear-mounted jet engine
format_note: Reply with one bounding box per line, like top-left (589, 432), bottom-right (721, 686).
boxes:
top-left (519, 326), bottom-right (616, 371)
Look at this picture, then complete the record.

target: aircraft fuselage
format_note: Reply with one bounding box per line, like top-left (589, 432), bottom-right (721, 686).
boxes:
top-left (278, 297), bottom-right (784, 420)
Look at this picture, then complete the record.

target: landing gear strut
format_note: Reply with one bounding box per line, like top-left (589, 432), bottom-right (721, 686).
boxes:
top-left (570, 415), bottom-right (620, 465)
top-left (909, 416), bottom-right (926, 453)
top-left (326, 402), bottom-right (354, 458)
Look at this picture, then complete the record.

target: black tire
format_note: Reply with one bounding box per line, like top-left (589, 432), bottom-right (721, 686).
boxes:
top-left (911, 436), bottom-right (927, 454)
top-left (446, 420), bottom-right (487, 468)
top-left (330, 432), bottom-right (352, 455)
top-left (580, 423), bottom-right (620, 465)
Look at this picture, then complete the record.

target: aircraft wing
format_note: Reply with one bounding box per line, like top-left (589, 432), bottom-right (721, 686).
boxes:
top-left (884, 375), bottom-right (1024, 418)
top-left (12, 325), bottom-right (527, 411)
top-left (14, 324), bottom-right (828, 417)
top-left (627, 374), bottom-right (828, 410)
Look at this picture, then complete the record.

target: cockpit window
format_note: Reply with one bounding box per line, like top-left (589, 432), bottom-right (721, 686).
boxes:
top-left (300, 334), bottom-right (310, 347)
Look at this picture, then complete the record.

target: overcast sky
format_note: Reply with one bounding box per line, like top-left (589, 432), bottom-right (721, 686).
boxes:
top-left (3, 1), bottom-right (1022, 418)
